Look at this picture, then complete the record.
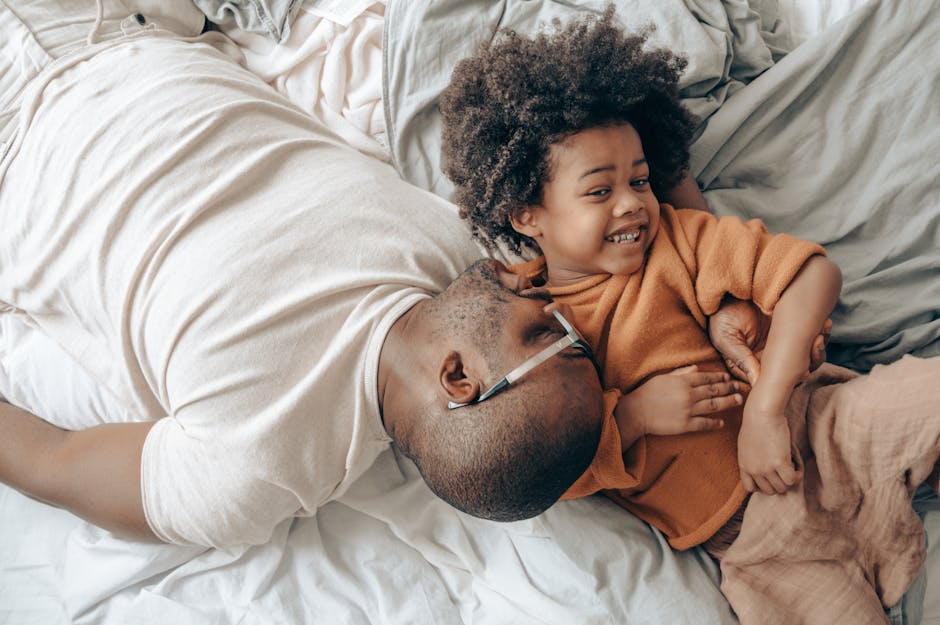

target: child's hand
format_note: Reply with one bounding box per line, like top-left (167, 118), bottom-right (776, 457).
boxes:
top-left (615, 366), bottom-right (743, 444)
top-left (737, 404), bottom-right (802, 495)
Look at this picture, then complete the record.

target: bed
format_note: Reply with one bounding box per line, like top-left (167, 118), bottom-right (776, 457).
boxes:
top-left (1, 0), bottom-right (938, 623)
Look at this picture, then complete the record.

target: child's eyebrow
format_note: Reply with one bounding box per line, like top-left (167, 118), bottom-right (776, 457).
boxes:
top-left (578, 165), bottom-right (615, 180)
top-left (578, 159), bottom-right (647, 180)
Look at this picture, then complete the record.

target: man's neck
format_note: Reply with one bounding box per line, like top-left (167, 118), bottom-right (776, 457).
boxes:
top-left (376, 298), bottom-right (430, 434)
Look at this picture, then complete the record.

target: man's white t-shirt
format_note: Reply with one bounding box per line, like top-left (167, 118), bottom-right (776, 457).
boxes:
top-left (0, 32), bottom-right (484, 547)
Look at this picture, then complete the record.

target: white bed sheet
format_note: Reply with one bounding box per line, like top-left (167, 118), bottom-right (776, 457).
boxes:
top-left (2, 1), bottom-right (938, 624)
top-left (0, 448), bottom-right (740, 625)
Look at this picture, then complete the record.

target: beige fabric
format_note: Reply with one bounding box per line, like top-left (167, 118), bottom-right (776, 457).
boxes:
top-left (715, 357), bottom-right (940, 625)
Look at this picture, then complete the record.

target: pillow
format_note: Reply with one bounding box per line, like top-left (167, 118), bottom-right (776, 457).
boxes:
top-left (383, 0), bottom-right (776, 199)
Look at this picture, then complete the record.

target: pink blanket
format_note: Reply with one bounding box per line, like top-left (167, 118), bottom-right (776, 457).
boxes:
top-left (712, 357), bottom-right (940, 625)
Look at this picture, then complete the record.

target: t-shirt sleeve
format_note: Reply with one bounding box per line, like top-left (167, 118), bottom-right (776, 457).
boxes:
top-left (562, 389), bottom-right (645, 499)
top-left (134, 266), bottom-right (339, 549)
top-left (675, 209), bottom-right (827, 316)
top-left (141, 417), bottom-right (300, 548)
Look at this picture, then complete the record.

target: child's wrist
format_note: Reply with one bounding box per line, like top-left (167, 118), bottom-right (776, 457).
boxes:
top-left (754, 352), bottom-right (809, 393)
top-left (614, 394), bottom-right (646, 450)
top-left (743, 385), bottom-right (787, 421)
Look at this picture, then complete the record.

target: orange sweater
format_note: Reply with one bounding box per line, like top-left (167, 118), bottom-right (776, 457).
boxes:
top-left (513, 206), bottom-right (825, 549)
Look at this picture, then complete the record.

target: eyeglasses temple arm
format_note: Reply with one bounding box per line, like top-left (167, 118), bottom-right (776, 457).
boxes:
top-left (446, 335), bottom-right (573, 409)
top-left (504, 334), bottom-right (576, 383)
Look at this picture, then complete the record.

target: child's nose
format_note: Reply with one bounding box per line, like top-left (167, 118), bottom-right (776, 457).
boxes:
top-left (612, 191), bottom-right (644, 216)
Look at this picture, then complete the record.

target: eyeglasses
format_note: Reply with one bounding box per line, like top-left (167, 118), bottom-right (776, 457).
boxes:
top-left (448, 309), bottom-right (594, 409)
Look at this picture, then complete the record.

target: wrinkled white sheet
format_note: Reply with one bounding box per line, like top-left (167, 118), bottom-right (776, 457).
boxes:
top-left (221, 0), bottom-right (390, 162)
top-left (0, 447), bottom-right (736, 625)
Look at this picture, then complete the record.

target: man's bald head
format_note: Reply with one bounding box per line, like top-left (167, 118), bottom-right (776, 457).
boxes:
top-left (390, 259), bottom-right (605, 521)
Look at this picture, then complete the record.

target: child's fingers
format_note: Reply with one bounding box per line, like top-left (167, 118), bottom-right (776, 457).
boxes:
top-left (811, 334), bottom-right (825, 355)
top-left (809, 334), bottom-right (827, 372)
top-left (807, 319), bottom-right (833, 373)
top-left (542, 300), bottom-right (575, 321)
top-left (685, 416), bottom-right (725, 432)
top-left (777, 462), bottom-right (802, 487)
top-left (764, 472), bottom-right (789, 494)
top-left (668, 364), bottom-right (698, 375)
top-left (741, 470), bottom-right (777, 494)
top-left (690, 392), bottom-right (743, 416)
top-left (741, 473), bottom-right (757, 494)
top-left (752, 466), bottom-right (802, 496)
top-left (520, 286), bottom-right (551, 298)
top-left (753, 475), bottom-right (778, 496)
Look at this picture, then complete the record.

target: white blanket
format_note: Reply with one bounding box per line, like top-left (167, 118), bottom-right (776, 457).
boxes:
top-left (222, 0), bottom-right (390, 162)
top-left (1, 447), bottom-right (739, 624)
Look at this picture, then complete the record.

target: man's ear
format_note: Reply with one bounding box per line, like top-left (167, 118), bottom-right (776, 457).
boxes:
top-left (510, 207), bottom-right (542, 238)
top-left (439, 351), bottom-right (481, 405)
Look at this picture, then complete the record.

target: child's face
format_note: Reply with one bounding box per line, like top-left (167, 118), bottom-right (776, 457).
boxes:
top-left (512, 123), bottom-right (660, 285)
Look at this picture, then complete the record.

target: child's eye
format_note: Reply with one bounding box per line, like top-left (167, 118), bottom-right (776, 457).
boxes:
top-left (631, 178), bottom-right (650, 188)
top-left (587, 187), bottom-right (610, 197)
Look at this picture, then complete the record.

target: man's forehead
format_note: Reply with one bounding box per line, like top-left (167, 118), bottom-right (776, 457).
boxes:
top-left (453, 259), bottom-right (510, 297)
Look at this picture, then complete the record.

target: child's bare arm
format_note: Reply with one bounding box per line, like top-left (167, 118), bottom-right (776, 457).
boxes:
top-left (738, 255), bottom-right (842, 494)
top-left (0, 401), bottom-right (158, 540)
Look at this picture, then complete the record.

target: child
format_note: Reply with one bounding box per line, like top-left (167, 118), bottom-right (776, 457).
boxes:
top-left (440, 9), bottom-right (940, 625)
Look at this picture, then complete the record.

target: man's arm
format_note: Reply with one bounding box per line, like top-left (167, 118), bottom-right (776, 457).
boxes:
top-left (662, 170), bottom-right (710, 212)
top-left (0, 401), bottom-right (158, 540)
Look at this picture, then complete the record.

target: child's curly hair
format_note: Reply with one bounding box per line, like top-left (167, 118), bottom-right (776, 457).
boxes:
top-left (440, 8), bottom-right (698, 255)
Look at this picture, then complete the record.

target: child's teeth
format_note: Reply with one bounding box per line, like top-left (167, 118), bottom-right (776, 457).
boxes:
top-left (608, 231), bottom-right (639, 243)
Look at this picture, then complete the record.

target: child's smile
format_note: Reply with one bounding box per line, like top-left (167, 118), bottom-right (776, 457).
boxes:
top-left (511, 123), bottom-right (661, 286)
top-left (604, 228), bottom-right (642, 244)
top-left (604, 212), bottom-right (650, 245)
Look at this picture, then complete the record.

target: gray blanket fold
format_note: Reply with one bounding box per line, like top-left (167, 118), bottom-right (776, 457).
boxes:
top-left (692, 0), bottom-right (940, 370)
